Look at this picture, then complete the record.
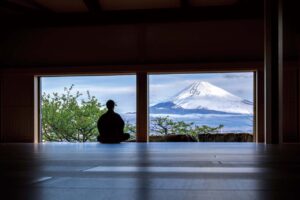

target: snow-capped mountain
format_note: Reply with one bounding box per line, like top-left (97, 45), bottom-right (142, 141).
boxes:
top-left (150, 81), bottom-right (253, 115)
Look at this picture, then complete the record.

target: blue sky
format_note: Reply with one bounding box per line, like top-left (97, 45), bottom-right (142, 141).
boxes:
top-left (41, 72), bottom-right (253, 113)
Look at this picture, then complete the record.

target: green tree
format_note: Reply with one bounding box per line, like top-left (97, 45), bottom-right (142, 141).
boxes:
top-left (124, 121), bottom-right (136, 140)
top-left (194, 124), bottom-right (224, 135)
top-left (150, 116), bottom-right (224, 138)
top-left (170, 120), bottom-right (194, 135)
top-left (42, 85), bottom-right (106, 142)
top-left (151, 116), bottom-right (175, 135)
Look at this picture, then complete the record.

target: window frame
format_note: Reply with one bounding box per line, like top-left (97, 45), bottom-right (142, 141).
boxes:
top-left (147, 71), bottom-right (256, 138)
top-left (35, 62), bottom-right (263, 143)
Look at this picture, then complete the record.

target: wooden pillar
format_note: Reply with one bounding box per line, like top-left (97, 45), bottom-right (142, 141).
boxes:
top-left (0, 74), bottom-right (2, 142)
top-left (136, 72), bottom-right (148, 142)
top-left (256, 69), bottom-right (265, 143)
top-left (34, 77), bottom-right (40, 143)
top-left (281, 1), bottom-right (300, 143)
top-left (264, 0), bottom-right (283, 144)
top-left (299, 68), bottom-right (300, 142)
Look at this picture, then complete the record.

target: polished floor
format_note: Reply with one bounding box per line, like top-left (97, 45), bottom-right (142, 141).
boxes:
top-left (1, 142), bottom-right (300, 200)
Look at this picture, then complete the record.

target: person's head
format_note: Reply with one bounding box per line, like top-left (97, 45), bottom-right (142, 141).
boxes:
top-left (106, 100), bottom-right (116, 111)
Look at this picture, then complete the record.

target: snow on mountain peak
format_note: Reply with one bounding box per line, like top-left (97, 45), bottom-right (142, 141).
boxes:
top-left (170, 81), bottom-right (253, 114)
top-left (175, 81), bottom-right (240, 100)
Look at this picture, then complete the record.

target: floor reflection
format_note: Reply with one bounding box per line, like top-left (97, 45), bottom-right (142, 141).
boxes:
top-left (0, 143), bottom-right (300, 200)
top-left (135, 144), bottom-right (150, 200)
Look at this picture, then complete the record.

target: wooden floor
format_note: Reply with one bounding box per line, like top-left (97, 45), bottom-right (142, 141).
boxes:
top-left (1, 142), bottom-right (300, 200)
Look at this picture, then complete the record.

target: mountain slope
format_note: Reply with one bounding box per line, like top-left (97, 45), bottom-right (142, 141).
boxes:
top-left (150, 81), bottom-right (253, 115)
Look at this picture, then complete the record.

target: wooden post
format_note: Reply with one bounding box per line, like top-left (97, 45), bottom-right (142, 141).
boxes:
top-left (264, 0), bottom-right (283, 144)
top-left (256, 69), bottom-right (265, 143)
top-left (0, 74), bottom-right (2, 143)
top-left (253, 72), bottom-right (257, 143)
top-left (136, 72), bottom-right (148, 142)
top-left (34, 77), bottom-right (39, 143)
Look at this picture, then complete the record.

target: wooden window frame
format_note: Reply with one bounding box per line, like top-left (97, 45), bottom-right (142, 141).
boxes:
top-left (35, 62), bottom-right (264, 143)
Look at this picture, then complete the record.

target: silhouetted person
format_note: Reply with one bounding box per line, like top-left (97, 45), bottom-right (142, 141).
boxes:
top-left (97, 100), bottom-right (130, 143)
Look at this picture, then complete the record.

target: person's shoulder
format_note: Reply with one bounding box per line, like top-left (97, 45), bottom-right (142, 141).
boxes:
top-left (112, 112), bottom-right (122, 119)
top-left (114, 112), bottom-right (122, 117)
top-left (99, 112), bottom-right (108, 119)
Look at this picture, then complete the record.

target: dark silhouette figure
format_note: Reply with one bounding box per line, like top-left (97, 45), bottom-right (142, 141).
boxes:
top-left (97, 100), bottom-right (130, 143)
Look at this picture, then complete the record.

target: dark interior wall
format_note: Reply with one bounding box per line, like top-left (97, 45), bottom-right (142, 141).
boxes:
top-left (0, 74), bottom-right (35, 142)
top-left (0, 19), bottom-right (265, 142)
top-left (0, 19), bottom-right (264, 66)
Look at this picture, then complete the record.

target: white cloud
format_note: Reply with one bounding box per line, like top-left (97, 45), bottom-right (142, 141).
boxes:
top-left (42, 85), bottom-right (136, 113)
top-left (76, 85), bottom-right (135, 95)
top-left (223, 73), bottom-right (253, 79)
top-left (43, 85), bottom-right (135, 96)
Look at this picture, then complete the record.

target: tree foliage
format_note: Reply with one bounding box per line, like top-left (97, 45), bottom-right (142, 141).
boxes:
top-left (150, 116), bottom-right (224, 139)
top-left (151, 116), bottom-right (193, 135)
top-left (124, 121), bottom-right (137, 140)
top-left (42, 85), bottom-right (106, 142)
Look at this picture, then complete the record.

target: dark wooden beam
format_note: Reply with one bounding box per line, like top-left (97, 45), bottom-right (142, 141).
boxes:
top-left (26, 0), bottom-right (52, 12)
top-left (0, 5), bottom-right (263, 28)
top-left (0, 0), bottom-right (51, 13)
top-left (83, 0), bottom-right (101, 12)
top-left (180, 0), bottom-right (189, 9)
top-left (0, 0), bottom-right (36, 13)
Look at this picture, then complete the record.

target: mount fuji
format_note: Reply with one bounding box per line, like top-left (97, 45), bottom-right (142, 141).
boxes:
top-left (150, 81), bottom-right (253, 115)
